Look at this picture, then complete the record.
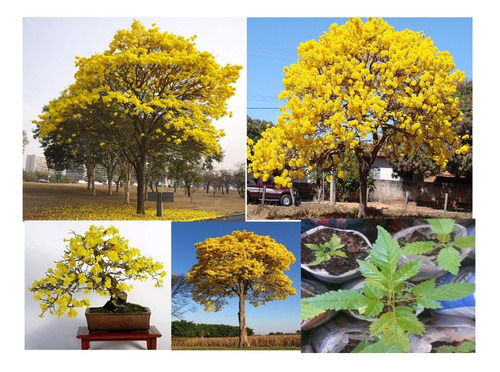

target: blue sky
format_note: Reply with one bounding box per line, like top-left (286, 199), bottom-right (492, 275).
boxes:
top-left (171, 221), bottom-right (301, 335)
top-left (248, 17), bottom-right (473, 124)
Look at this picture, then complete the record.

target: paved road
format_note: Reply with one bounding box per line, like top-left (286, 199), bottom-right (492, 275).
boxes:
top-left (204, 213), bottom-right (245, 222)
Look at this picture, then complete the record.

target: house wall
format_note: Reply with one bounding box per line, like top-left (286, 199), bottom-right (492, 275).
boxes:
top-left (371, 179), bottom-right (472, 208)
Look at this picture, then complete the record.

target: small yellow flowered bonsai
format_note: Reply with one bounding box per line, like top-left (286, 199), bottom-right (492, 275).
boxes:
top-left (29, 225), bottom-right (166, 318)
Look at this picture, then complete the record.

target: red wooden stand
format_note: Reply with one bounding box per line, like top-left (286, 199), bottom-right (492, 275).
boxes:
top-left (76, 326), bottom-right (161, 350)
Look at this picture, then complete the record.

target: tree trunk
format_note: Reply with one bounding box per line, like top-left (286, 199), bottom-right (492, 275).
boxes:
top-left (135, 155), bottom-right (146, 214)
top-left (329, 170), bottom-right (336, 206)
top-left (238, 293), bottom-right (250, 348)
top-left (358, 159), bottom-right (371, 218)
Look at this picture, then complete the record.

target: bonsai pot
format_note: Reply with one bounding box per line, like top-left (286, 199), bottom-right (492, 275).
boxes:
top-left (85, 307), bottom-right (151, 332)
top-left (393, 223), bottom-right (470, 281)
top-left (301, 226), bottom-right (372, 284)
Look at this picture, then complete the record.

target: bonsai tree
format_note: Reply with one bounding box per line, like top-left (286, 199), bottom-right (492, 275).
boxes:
top-left (29, 225), bottom-right (166, 318)
top-left (187, 230), bottom-right (296, 348)
top-left (301, 226), bottom-right (475, 352)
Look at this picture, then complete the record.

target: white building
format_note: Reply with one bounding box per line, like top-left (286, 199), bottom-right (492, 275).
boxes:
top-left (25, 155), bottom-right (49, 173)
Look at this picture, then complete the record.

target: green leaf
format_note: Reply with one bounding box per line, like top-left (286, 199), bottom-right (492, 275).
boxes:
top-left (401, 241), bottom-right (435, 255)
top-left (393, 258), bottom-right (422, 283)
top-left (358, 260), bottom-right (388, 285)
top-left (305, 243), bottom-right (321, 252)
top-left (431, 282), bottom-right (475, 301)
top-left (436, 246), bottom-right (461, 274)
top-left (427, 219), bottom-right (455, 237)
top-left (370, 307), bottom-right (424, 339)
top-left (413, 279), bottom-right (437, 297)
top-left (370, 226), bottom-right (401, 274)
top-left (416, 296), bottom-right (442, 309)
top-left (351, 337), bottom-right (372, 353)
top-left (412, 280), bottom-right (443, 308)
top-left (434, 341), bottom-right (475, 353)
top-left (358, 339), bottom-right (407, 353)
top-left (364, 299), bottom-right (384, 318)
top-left (334, 250), bottom-right (347, 258)
top-left (451, 236), bottom-right (475, 249)
top-left (363, 283), bottom-right (384, 300)
top-left (301, 289), bottom-right (370, 320)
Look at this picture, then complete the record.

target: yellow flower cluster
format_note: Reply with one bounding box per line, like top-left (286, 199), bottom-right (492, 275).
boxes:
top-left (29, 225), bottom-right (166, 318)
top-left (248, 17), bottom-right (466, 187)
top-left (187, 230), bottom-right (296, 311)
top-left (33, 203), bottom-right (224, 221)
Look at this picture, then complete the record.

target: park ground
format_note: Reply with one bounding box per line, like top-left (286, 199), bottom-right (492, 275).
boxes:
top-left (23, 182), bottom-right (245, 221)
top-left (246, 200), bottom-right (473, 220)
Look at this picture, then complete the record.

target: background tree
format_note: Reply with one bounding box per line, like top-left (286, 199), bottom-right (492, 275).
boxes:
top-left (248, 18), bottom-right (468, 217)
top-left (34, 20), bottom-right (241, 214)
top-left (23, 130), bottom-right (29, 153)
top-left (231, 162), bottom-right (246, 198)
top-left (247, 115), bottom-right (273, 146)
top-left (171, 273), bottom-right (197, 320)
top-left (187, 230), bottom-right (296, 348)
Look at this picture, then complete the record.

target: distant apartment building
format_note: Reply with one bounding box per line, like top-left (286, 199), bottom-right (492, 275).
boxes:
top-left (25, 155), bottom-right (50, 173)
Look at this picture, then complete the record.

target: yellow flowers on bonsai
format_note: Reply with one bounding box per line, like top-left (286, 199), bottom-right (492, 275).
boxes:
top-left (29, 225), bottom-right (166, 318)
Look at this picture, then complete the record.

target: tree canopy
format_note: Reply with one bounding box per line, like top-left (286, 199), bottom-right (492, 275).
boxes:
top-left (248, 17), bottom-right (468, 217)
top-left (34, 20), bottom-right (242, 213)
top-left (187, 230), bottom-right (296, 347)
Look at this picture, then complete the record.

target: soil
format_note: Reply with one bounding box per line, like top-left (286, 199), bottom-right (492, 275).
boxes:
top-left (396, 226), bottom-right (463, 257)
top-left (301, 228), bottom-right (370, 276)
top-left (23, 182), bottom-right (245, 220)
top-left (88, 302), bottom-right (148, 313)
top-left (247, 201), bottom-right (472, 220)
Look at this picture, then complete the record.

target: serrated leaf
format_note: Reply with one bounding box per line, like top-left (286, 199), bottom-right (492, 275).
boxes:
top-left (358, 260), bottom-right (388, 285)
top-left (363, 283), bottom-right (384, 300)
top-left (431, 282), bottom-right (475, 301)
top-left (301, 289), bottom-right (370, 320)
top-left (305, 243), bottom-right (321, 252)
top-left (451, 236), bottom-right (475, 249)
top-left (370, 307), bottom-right (424, 338)
top-left (364, 299), bottom-right (384, 318)
top-left (435, 341), bottom-right (475, 353)
top-left (413, 279), bottom-right (437, 297)
top-left (370, 226), bottom-right (401, 274)
top-left (378, 328), bottom-right (411, 352)
top-left (401, 241), bottom-right (435, 255)
top-left (334, 250), bottom-right (347, 258)
top-left (358, 339), bottom-right (406, 353)
top-left (427, 219), bottom-right (455, 236)
top-left (437, 246), bottom-right (461, 274)
top-left (393, 258), bottom-right (422, 283)
top-left (416, 297), bottom-right (442, 309)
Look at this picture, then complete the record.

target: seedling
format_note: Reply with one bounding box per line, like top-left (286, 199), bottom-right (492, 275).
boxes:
top-left (400, 219), bottom-right (475, 275)
top-left (301, 226), bottom-right (475, 353)
top-left (305, 234), bottom-right (346, 266)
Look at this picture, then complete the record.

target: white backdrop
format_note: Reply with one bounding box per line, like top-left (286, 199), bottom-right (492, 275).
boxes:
top-left (24, 220), bottom-right (171, 350)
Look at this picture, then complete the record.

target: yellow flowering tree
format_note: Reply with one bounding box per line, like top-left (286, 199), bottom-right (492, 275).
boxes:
top-left (248, 18), bottom-right (468, 217)
top-left (29, 225), bottom-right (166, 318)
top-left (187, 230), bottom-right (296, 347)
top-left (34, 20), bottom-right (242, 214)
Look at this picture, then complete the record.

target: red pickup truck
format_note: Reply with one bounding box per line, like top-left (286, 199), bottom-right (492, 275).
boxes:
top-left (247, 177), bottom-right (299, 206)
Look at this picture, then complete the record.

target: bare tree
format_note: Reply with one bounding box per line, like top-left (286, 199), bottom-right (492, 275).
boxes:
top-left (171, 273), bottom-right (197, 320)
